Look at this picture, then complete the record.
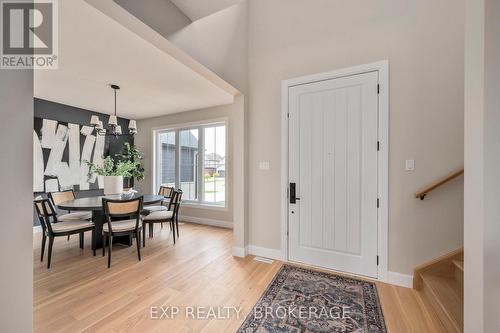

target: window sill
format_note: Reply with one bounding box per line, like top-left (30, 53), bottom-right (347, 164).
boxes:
top-left (181, 201), bottom-right (228, 211)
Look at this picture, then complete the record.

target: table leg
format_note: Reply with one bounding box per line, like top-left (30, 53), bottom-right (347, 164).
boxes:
top-left (92, 210), bottom-right (105, 250)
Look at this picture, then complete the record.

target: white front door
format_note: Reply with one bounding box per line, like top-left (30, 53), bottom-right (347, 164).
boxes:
top-left (288, 71), bottom-right (379, 278)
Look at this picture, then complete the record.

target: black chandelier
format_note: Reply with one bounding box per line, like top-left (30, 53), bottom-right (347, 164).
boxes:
top-left (89, 84), bottom-right (137, 137)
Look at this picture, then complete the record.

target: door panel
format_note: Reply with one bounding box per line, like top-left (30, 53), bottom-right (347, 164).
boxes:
top-left (288, 71), bottom-right (379, 278)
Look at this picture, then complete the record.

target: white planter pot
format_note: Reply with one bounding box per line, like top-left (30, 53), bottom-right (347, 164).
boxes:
top-left (103, 176), bottom-right (123, 195)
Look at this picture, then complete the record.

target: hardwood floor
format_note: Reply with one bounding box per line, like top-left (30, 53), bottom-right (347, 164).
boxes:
top-left (34, 223), bottom-right (446, 333)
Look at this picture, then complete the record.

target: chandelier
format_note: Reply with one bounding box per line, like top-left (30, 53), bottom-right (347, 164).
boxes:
top-left (89, 84), bottom-right (137, 136)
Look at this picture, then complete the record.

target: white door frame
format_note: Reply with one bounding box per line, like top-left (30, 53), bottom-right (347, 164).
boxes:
top-left (280, 60), bottom-right (389, 282)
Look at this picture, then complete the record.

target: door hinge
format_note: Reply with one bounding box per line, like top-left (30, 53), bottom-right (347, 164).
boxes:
top-left (377, 84), bottom-right (380, 94)
top-left (377, 198), bottom-right (380, 208)
top-left (376, 255), bottom-right (379, 265)
top-left (377, 141), bottom-right (380, 151)
top-left (287, 113), bottom-right (290, 119)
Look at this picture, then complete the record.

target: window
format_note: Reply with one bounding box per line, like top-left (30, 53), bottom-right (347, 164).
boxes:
top-left (155, 122), bottom-right (227, 208)
top-left (157, 131), bottom-right (176, 189)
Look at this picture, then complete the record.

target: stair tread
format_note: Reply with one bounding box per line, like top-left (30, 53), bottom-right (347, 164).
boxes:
top-left (422, 272), bottom-right (463, 330)
top-left (452, 260), bottom-right (464, 272)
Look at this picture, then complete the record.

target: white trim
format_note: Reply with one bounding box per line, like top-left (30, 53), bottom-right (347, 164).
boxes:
top-left (387, 271), bottom-right (414, 288)
top-left (247, 245), bottom-right (284, 261)
top-left (280, 60), bottom-right (390, 283)
top-left (179, 215), bottom-right (232, 229)
top-left (33, 225), bottom-right (42, 233)
top-left (232, 246), bottom-right (247, 258)
top-left (182, 201), bottom-right (228, 211)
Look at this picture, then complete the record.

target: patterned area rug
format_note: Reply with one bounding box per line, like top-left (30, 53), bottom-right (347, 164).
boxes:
top-left (237, 265), bottom-right (387, 333)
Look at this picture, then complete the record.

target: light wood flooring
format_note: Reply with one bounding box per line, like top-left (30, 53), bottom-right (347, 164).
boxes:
top-left (34, 223), bottom-right (446, 333)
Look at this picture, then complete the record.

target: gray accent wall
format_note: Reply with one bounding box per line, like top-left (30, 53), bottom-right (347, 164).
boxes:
top-left (33, 98), bottom-right (134, 225)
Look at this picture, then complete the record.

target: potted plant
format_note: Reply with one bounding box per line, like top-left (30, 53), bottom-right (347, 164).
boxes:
top-left (115, 142), bottom-right (145, 188)
top-left (85, 156), bottom-right (137, 195)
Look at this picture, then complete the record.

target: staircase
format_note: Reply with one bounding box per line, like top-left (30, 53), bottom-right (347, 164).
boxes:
top-left (414, 248), bottom-right (464, 333)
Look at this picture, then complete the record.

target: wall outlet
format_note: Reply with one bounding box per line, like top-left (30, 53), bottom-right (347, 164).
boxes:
top-left (405, 159), bottom-right (415, 171)
top-left (259, 161), bottom-right (270, 170)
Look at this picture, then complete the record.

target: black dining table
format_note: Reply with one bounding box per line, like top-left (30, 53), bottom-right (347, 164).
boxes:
top-left (58, 194), bottom-right (165, 250)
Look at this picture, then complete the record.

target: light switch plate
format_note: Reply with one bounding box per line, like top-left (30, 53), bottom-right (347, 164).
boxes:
top-left (405, 159), bottom-right (415, 171)
top-left (259, 161), bottom-right (270, 170)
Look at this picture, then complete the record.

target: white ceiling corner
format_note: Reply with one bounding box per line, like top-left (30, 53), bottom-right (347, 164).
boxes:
top-left (169, 0), bottom-right (243, 21)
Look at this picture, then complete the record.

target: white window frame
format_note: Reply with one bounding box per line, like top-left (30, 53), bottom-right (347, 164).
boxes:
top-left (151, 118), bottom-right (229, 210)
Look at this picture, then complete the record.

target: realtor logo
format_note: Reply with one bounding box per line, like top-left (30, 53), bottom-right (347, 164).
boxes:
top-left (1, 0), bottom-right (58, 69)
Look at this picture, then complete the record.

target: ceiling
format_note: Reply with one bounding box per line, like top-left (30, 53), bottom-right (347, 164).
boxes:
top-left (34, 0), bottom-right (237, 120)
top-left (169, 0), bottom-right (243, 21)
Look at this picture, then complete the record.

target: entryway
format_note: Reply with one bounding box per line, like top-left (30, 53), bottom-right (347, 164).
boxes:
top-left (285, 65), bottom-right (387, 279)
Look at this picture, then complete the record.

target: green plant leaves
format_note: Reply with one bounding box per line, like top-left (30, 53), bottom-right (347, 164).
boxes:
top-left (84, 143), bottom-right (145, 181)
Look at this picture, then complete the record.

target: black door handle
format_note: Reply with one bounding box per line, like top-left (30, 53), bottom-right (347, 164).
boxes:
top-left (290, 183), bottom-right (300, 204)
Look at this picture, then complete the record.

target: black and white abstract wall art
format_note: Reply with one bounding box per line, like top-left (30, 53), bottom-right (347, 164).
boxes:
top-left (33, 118), bottom-right (106, 193)
top-left (33, 98), bottom-right (133, 195)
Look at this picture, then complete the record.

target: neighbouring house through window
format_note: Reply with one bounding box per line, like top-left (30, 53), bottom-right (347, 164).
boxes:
top-left (155, 121), bottom-right (226, 208)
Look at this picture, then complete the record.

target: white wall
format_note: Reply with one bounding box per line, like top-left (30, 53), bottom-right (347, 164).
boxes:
top-left (0, 71), bottom-right (33, 331)
top-left (464, 0), bottom-right (500, 330)
top-left (168, 1), bottom-right (248, 93)
top-left (247, 0), bottom-right (465, 275)
top-left (483, 0), bottom-right (500, 328)
top-left (464, 0), bottom-right (484, 330)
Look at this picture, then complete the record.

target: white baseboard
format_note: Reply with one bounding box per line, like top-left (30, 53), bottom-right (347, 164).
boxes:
top-left (33, 225), bottom-right (42, 233)
top-left (179, 215), bottom-right (233, 229)
top-left (387, 271), bottom-right (414, 288)
top-left (247, 245), bottom-right (283, 261)
top-left (232, 246), bottom-right (248, 258)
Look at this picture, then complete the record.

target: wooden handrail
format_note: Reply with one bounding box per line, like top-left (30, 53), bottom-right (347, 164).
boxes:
top-left (415, 168), bottom-right (464, 200)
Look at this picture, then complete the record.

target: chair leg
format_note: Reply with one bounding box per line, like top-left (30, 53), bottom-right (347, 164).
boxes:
top-left (142, 223), bottom-right (146, 248)
top-left (161, 222), bottom-right (163, 228)
top-left (40, 234), bottom-right (46, 262)
top-left (47, 236), bottom-right (54, 269)
top-left (107, 235), bottom-right (113, 268)
top-left (79, 232), bottom-right (84, 249)
top-left (171, 220), bottom-right (176, 244)
top-left (67, 235), bottom-right (70, 241)
top-left (176, 217), bottom-right (179, 238)
top-left (92, 230), bottom-right (96, 256)
top-left (136, 230), bottom-right (141, 261)
top-left (149, 224), bottom-right (153, 238)
top-left (102, 235), bottom-right (106, 257)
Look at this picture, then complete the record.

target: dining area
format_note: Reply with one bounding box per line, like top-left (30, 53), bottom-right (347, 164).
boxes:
top-left (34, 186), bottom-right (183, 269)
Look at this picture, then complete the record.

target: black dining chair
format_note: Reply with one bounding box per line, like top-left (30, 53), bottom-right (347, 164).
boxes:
top-left (142, 186), bottom-right (174, 228)
top-left (49, 190), bottom-right (93, 242)
top-left (34, 198), bottom-right (95, 268)
top-left (102, 196), bottom-right (143, 268)
top-left (49, 190), bottom-right (92, 221)
top-left (143, 186), bottom-right (173, 212)
top-left (142, 190), bottom-right (182, 247)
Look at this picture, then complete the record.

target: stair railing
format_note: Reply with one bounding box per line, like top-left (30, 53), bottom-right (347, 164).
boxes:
top-left (415, 168), bottom-right (464, 200)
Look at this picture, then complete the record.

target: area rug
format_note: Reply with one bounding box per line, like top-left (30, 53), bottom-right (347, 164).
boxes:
top-left (237, 265), bottom-right (387, 333)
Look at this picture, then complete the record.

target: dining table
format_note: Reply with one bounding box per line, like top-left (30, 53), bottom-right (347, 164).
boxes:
top-left (58, 193), bottom-right (165, 250)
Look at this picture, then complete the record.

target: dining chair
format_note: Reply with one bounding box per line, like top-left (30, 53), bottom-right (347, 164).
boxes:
top-left (49, 190), bottom-right (92, 221)
top-left (142, 186), bottom-right (174, 228)
top-left (142, 186), bottom-right (174, 213)
top-left (102, 196), bottom-right (143, 268)
top-left (142, 190), bottom-right (182, 247)
top-left (34, 198), bottom-right (95, 268)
